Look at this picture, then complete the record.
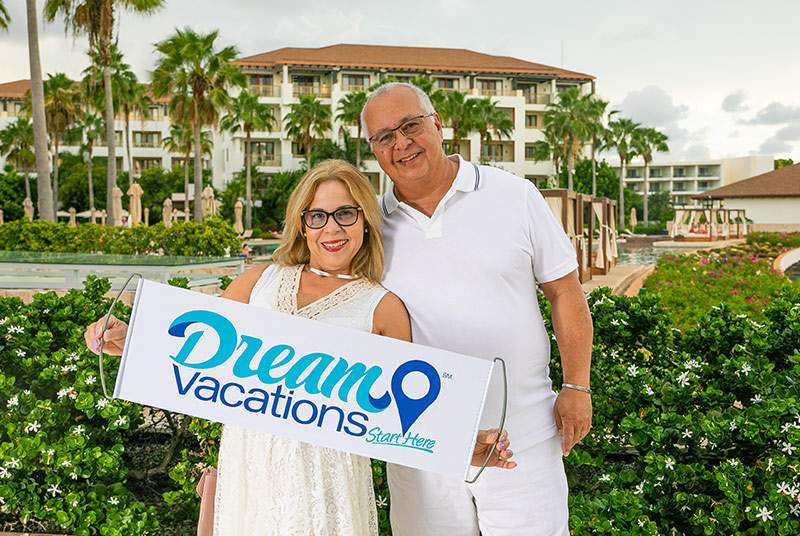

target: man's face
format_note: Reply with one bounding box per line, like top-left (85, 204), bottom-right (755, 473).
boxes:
top-left (363, 87), bottom-right (445, 188)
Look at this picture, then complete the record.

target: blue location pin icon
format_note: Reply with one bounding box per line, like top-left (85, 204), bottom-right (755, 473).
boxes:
top-left (391, 360), bottom-right (441, 435)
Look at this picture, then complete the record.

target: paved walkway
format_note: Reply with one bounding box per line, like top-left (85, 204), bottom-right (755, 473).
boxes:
top-left (581, 264), bottom-right (653, 295)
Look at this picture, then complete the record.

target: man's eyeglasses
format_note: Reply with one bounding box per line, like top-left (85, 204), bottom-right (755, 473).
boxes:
top-left (301, 206), bottom-right (362, 229)
top-left (368, 113), bottom-right (435, 148)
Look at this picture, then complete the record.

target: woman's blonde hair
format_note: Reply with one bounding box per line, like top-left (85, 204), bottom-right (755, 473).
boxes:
top-left (271, 159), bottom-right (384, 283)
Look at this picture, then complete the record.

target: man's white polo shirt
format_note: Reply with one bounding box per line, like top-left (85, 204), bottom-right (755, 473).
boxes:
top-left (381, 155), bottom-right (578, 452)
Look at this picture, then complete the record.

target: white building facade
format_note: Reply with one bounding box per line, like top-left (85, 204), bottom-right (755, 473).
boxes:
top-left (0, 44), bottom-right (595, 196)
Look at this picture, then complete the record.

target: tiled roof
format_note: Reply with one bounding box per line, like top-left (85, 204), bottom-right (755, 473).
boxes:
top-left (0, 79), bottom-right (31, 99)
top-left (694, 163), bottom-right (800, 199)
top-left (235, 43), bottom-right (594, 80)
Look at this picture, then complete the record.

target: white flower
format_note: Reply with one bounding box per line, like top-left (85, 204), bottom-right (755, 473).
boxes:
top-left (46, 449), bottom-right (54, 456)
top-left (61, 460), bottom-right (71, 467)
top-left (751, 394), bottom-right (762, 404)
top-left (755, 506), bottom-right (773, 522)
top-left (6, 458), bottom-right (20, 469)
top-left (699, 437), bottom-right (709, 449)
top-left (23, 389), bottom-right (30, 395)
top-left (0, 467), bottom-right (8, 479)
top-left (638, 519), bottom-right (646, 527)
top-left (25, 421), bottom-right (41, 434)
top-left (15, 350), bottom-right (25, 357)
top-left (114, 416), bottom-right (127, 427)
top-left (599, 473), bottom-right (611, 482)
top-left (791, 503), bottom-right (800, 516)
top-left (85, 375), bottom-right (96, 385)
top-left (70, 472), bottom-right (78, 480)
top-left (729, 421), bottom-right (738, 431)
top-left (733, 400), bottom-right (744, 409)
top-left (766, 458), bottom-right (773, 472)
top-left (72, 425), bottom-right (85, 436)
top-left (7, 325), bottom-right (23, 334)
top-left (375, 495), bottom-right (388, 508)
top-left (750, 320), bottom-right (764, 329)
top-left (781, 442), bottom-right (797, 455)
top-left (728, 458), bottom-right (740, 466)
top-left (6, 396), bottom-right (18, 408)
top-left (57, 388), bottom-right (70, 400)
top-left (676, 371), bottom-right (690, 388)
top-left (664, 457), bottom-right (675, 470)
top-left (682, 429), bottom-right (693, 439)
top-left (0, 317), bottom-right (7, 325)
top-left (740, 362), bottom-right (751, 376)
top-left (96, 398), bottom-right (109, 409)
top-left (644, 385), bottom-right (654, 396)
top-left (627, 364), bottom-right (639, 377)
top-left (633, 481), bottom-right (645, 494)
top-left (736, 314), bottom-right (747, 319)
top-left (611, 319), bottom-right (620, 326)
top-left (46, 484), bottom-right (61, 497)
top-left (684, 359), bottom-right (701, 370)
top-left (777, 482), bottom-right (791, 495)
top-left (108, 496), bottom-right (119, 505)
top-left (781, 423), bottom-right (795, 433)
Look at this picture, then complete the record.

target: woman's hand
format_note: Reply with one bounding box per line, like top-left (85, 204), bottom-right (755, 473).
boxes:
top-left (471, 429), bottom-right (516, 469)
top-left (84, 315), bottom-right (129, 356)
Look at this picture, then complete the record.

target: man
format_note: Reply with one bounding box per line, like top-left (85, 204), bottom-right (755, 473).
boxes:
top-left (361, 83), bottom-right (593, 535)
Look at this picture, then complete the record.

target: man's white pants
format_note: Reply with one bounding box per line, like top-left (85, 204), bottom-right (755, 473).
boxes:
top-left (388, 434), bottom-right (569, 536)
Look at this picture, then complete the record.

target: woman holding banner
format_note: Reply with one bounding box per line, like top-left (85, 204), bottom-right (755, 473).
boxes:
top-left (86, 159), bottom-right (514, 536)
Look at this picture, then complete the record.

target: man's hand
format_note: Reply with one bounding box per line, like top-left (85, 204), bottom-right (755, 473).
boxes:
top-left (84, 315), bottom-right (129, 356)
top-left (554, 389), bottom-right (592, 456)
top-left (471, 429), bottom-right (517, 469)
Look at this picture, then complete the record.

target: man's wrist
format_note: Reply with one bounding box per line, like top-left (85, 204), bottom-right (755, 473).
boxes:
top-left (561, 382), bottom-right (592, 394)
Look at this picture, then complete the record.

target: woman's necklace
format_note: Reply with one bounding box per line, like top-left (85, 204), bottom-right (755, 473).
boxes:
top-left (308, 265), bottom-right (358, 280)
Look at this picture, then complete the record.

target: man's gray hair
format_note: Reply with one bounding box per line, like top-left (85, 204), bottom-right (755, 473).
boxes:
top-left (360, 82), bottom-right (436, 140)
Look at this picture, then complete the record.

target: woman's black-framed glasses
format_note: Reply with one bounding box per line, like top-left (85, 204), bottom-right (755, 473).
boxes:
top-left (368, 113), bottom-right (435, 148)
top-left (302, 206), bottom-right (363, 229)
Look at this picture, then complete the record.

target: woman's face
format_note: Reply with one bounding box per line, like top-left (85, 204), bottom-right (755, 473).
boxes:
top-left (304, 179), bottom-right (365, 274)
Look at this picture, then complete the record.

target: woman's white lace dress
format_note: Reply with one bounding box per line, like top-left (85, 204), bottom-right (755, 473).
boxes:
top-left (214, 264), bottom-right (387, 536)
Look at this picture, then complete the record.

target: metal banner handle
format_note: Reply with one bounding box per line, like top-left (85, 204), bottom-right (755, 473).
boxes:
top-left (98, 273), bottom-right (143, 399)
top-left (464, 356), bottom-right (508, 484)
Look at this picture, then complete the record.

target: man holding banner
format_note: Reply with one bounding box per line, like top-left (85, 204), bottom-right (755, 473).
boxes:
top-left (362, 83), bottom-right (593, 535)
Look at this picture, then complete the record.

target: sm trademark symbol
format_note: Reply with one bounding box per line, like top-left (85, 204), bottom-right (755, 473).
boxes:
top-left (442, 372), bottom-right (453, 379)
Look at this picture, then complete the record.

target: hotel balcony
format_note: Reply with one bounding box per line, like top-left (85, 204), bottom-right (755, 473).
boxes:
top-left (293, 84), bottom-right (332, 98)
top-left (524, 92), bottom-right (552, 105)
top-left (249, 85), bottom-right (280, 97)
top-left (253, 154), bottom-right (282, 167)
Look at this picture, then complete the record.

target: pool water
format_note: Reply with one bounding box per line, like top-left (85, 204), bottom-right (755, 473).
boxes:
top-left (616, 244), bottom-right (685, 266)
top-left (787, 261), bottom-right (800, 281)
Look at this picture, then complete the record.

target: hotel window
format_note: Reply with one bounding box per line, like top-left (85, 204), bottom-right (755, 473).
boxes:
top-left (626, 169), bottom-right (641, 178)
top-left (292, 141), bottom-right (308, 157)
top-left (133, 131), bottom-right (161, 148)
top-left (477, 79), bottom-right (501, 96)
top-left (674, 167), bottom-right (686, 177)
top-left (342, 74), bottom-right (369, 92)
top-left (6, 101), bottom-right (23, 116)
top-left (525, 112), bottom-right (540, 129)
top-left (498, 107), bottom-right (515, 128)
top-left (143, 106), bottom-right (163, 121)
top-left (132, 157), bottom-right (162, 175)
top-left (525, 143), bottom-right (537, 161)
top-left (650, 168), bottom-right (663, 178)
top-left (250, 140), bottom-right (278, 165)
top-left (98, 130), bottom-right (123, 147)
top-left (436, 78), bottom-right (458, 91)
top-left (250, 75), bottom-right (273, 87)
top-left (442, 140), bottom-right (470, 160)
top-left (485, 141), bottom-right (513, 162)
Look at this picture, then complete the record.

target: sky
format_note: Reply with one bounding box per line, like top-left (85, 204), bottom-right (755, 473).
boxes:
top-left (1, 0), bottom-right (799, 162)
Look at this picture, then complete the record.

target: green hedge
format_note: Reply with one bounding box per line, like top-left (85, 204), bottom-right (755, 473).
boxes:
top-left (0, 218), bottom-right (242, 257)
top-left (747, 232), bottom-right (800, 249)
top-left (1, 277), bottom-right (798, 534)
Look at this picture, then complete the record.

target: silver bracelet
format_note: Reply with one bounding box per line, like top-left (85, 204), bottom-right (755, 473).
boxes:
top-left (562, 383), bottom-right (592, 394)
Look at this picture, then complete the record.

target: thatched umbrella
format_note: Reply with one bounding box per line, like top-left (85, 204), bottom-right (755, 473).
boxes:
top-left (23, 198), bottom-right (34, 221)
top-left (233, 200), bottom-right (244, 235)
top-left (128, 183), bottom-right (144, 225)
top-left (163, 198), bottom-right (173, 228)
top-left (68, 207), bottom-right (77, 227)
top-left (111, 186), bottom-right (124, 226)
top-left (630, 207), bottom-right (638, 229)
top-left (202, 186), bottom-right (217, 218)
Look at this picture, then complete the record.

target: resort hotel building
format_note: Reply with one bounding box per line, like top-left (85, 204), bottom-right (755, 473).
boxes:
top-left (0, 44), bottom-right (595, 195)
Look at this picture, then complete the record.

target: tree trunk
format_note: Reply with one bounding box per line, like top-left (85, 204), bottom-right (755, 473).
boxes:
top-left (452, 126), bottom-right (460, 155)
top-left (87, 141), bottom-right (95, 213)
top-left (52, 138), bottom-right (59, 211)
top-left (305, 133), bottom-right (312, 166)
top-left (24, 172), bottom-right (32, 200)
top-left (192, 99), bottom-right (203, 223)
top-left (102, 41), bottom-right (116, 225)
top-left (183, 152), bottom-right (190, 222)
top-left (619, 159), bottom-right (626, 230)
top-left (245, 130), bottom-right (252, 230)
top-left (125, 111), bottom-right (133, 182)
top-left (26, 0), bottom-right (54, 221)
top-left (591, 135), bottom-right (597, 196)
top-left (642, 160), bottom-right (650, 225)
top-left (566, 135), bottom-right (574, 191)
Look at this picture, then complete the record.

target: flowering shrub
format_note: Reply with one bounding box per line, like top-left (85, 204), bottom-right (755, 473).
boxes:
top-left (643, 242), bottom-right (799, 329)
top-left (545, 286), bottom-right (800, 535)
top-left (747, 232), bottom-right (800, 249)
top-left (0, 218), bottom-right (242, 257)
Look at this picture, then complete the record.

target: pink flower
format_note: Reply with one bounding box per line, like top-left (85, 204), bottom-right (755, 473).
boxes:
top-left (730, 289), bottom-right (740, 296)
top-left (750, 256), bottom-right (758, 262)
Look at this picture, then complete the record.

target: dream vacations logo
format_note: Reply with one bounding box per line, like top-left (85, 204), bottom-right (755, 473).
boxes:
top-left (166, 310), bottom-right (442, 438)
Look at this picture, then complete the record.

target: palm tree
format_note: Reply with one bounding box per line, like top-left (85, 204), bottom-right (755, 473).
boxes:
top-left (543, 87), bottom-right (591, 191)
top-left (531, 132), bottom-right (563, 187)
top-left (220, 90), bottom-right (277, 230)
top-left (0, 118), bottom-right (35, 199)
top-left (163, 124), bottom-right (213, 221)
top-left (632, 127), bottom-right (669, 224)
top-left (284, 94), bottom-right (332, 166)
top-left (45, 0), bottom-right (164, 223)
top-left (0, 1), bottom-right (10, 30)
top-left (25, 0), bottom-right (54, 221)
top-left (583, 95), bottom-right (610, 196)
top-left (24, 73), bottom-right (80, 210)
top-left (603, 117), bottom-right (641, 229)
top-left (438, 91), bottom-right (478, 156)
top-left (473, 98), bottom-right (514, 162)
top-left (69, 110), bottom-right (104, 214)
top-left (120, 80), bottom-right (151, 180)
top-left (152, 27), bottom-right (245, 222)
top-left (336, 91), bottom-right (367, 167)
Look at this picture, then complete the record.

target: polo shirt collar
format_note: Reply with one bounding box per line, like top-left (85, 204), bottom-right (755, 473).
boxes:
top-left (382, 155), bottom-right (480, 216)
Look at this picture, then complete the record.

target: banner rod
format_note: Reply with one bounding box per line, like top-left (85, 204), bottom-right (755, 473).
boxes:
top-left (98, 273), bottom-right (143, 399)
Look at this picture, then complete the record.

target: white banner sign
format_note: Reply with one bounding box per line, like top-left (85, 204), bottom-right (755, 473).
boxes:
top-left (114, 279), bottom-right (495, 478)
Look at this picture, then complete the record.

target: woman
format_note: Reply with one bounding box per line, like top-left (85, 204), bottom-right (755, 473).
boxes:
top-left (86, 160), bottom-right (515, 535)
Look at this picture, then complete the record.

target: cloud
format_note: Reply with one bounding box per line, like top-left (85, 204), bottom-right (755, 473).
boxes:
top-left (774, 123), bottom-right (800, 141)
top-left (721, 91), bottom-right (747, 112)
top-left (613, 85), bottom-right (689, 127)
top-left (758, 137), bottom-right (793, 155)
top-left (744, 102), bottom-right (800, 125)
